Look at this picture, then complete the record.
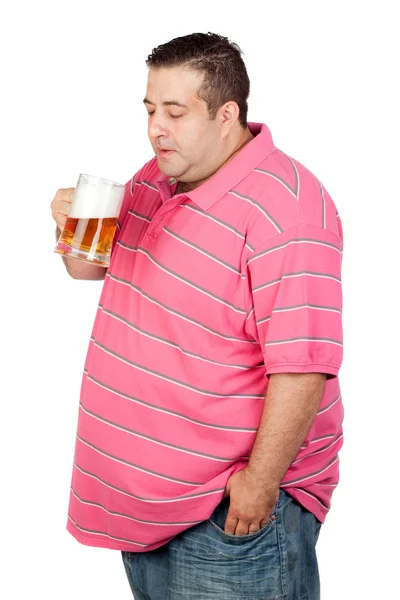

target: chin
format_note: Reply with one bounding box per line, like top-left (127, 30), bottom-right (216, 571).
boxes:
top-left (156, 161), bottom-right (180, 179)
top-left (157, 163), bottom-right (174, 177)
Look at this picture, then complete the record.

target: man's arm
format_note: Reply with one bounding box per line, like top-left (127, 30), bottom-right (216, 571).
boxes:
top-left (224, 372), bottom-right (326, 535)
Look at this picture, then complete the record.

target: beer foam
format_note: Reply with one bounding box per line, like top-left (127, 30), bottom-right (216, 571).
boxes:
top-left (69, 175), bottom-right (125, 219)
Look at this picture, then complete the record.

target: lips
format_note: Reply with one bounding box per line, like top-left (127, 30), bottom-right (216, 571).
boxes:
top-left (158, 149), bottom-right (176, 158)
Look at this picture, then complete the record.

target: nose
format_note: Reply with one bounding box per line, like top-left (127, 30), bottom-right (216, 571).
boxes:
top-left (148, 113), bottom-right (169, 139)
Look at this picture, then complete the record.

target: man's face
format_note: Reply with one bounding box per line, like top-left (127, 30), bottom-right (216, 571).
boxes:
top-left (144, 66), bottom-right (224, 183)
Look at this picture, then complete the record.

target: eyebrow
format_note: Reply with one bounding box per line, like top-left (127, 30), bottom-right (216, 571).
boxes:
top-left (143, 98), bottom-right (188, 109)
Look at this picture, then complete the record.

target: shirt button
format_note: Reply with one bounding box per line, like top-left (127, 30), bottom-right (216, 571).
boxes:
top-left (141, 234), bottom-right (151, 248)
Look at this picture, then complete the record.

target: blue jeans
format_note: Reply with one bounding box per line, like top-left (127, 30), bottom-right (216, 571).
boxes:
top-left (122, 490), bottom-right (321, 600)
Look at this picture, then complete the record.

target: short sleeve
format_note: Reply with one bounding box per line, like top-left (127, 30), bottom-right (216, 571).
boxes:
top-left (245, 223), bottom-right (343, 377)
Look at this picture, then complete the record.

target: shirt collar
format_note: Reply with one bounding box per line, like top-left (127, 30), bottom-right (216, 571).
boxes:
top-left (156, 123), bottom-right (275, 210)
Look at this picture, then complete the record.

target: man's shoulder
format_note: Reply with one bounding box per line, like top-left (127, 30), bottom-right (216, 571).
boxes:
top-left (241, 147), bottom-right (341, 247)
top-left (257, 147), bottom-right (328, 202)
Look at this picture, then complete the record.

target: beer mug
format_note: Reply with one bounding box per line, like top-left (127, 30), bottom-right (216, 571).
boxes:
top-left (54, 174), bottom-right (125, 267)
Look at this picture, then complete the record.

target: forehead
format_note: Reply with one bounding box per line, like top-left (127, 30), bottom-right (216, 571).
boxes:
top-left (146, 66), bottom-right (205, 106)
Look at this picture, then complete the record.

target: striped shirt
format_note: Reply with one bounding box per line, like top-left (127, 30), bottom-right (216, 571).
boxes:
top-left (67, 122), bottom-right (344, 552)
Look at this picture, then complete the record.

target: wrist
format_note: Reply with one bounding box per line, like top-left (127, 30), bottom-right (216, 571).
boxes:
top-left (245, 464), bottom-right (281, 492)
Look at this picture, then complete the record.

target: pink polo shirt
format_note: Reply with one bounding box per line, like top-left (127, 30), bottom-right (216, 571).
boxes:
top-left (67, 123), bottom-right (344, 552)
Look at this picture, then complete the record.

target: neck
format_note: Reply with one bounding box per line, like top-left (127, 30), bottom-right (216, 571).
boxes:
top-left (176, 127), bottom-right (254, 195)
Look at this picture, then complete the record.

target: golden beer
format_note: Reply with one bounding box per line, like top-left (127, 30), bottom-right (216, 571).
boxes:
top-left (54, 174), bottom-right (125, 267)
top-left (57, 217), bottom-right (118, 265)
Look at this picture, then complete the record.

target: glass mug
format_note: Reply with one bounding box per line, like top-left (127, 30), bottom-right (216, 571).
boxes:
top-left (54, 174), bottom-right (125, 267)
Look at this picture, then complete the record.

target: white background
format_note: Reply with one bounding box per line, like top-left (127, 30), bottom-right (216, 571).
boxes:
top-left (1, 1), bottom-right (398, 598)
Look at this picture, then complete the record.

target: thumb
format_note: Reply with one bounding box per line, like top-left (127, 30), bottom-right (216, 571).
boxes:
top-left (224, 477), bottom-right (232, 498)
top-left (223, 487), bottom-right (229, 499)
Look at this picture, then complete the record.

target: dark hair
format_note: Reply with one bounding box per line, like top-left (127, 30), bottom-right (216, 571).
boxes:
top-left (146, 32), bottom-right (250, 128)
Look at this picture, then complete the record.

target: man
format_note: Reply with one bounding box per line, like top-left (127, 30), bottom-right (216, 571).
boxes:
top-left (51, 32), bottom-right (344, 600)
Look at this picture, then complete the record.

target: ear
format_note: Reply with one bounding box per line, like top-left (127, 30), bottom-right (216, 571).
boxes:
top-left (218, 101), bottom-right (240, 137)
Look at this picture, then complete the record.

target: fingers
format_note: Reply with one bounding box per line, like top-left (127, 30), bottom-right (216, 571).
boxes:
top-left (223, 513), bottom-right (239, 535)
top-left (224, 517), bottom-right (263, 536)
top-left (55, 200), bottom-right (72, 226)
top-left (248, 521), bottom-right (263, 534)
top-left (224, 511), bottom-right (267, 536)
top-left (50, 188), bottom-right (75, 230)
top-left (56, 211), bottom-right (68, 231)
top-left (234, 519), bottom-right (256, 535)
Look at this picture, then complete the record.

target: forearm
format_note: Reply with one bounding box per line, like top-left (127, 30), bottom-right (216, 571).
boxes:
top-left (56, 228), bottom-right (107, 280)
top-left (247, 372), bottom-right (326, 489)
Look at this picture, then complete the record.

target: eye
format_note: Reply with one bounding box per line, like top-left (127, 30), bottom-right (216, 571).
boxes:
top-left (147, 111), bottom-right (155, 116)
top-left (169, 114), bottom-right (183, 119)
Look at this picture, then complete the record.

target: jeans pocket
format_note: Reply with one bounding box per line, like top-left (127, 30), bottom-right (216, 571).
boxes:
top-left (168, 495), bottom-right (285, 599)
